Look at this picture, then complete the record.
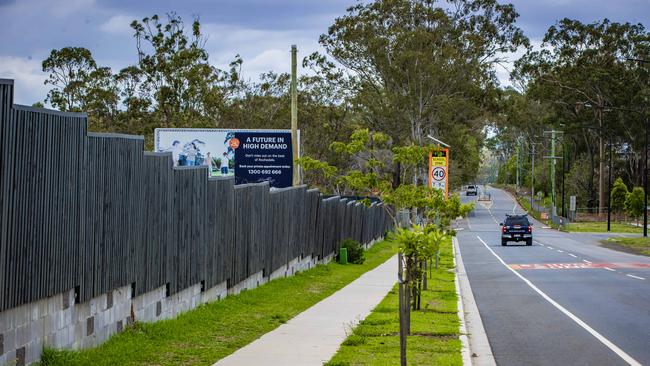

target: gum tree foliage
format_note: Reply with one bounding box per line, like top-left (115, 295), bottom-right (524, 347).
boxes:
top-left (316, 0), bottom-right (528, 185)
top-left (512, 18), bottom-right (650, 209)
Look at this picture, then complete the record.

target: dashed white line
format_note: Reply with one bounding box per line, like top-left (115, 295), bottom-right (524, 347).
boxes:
top-left (583, 260), bottom-right (592, 264)
top-left (626, 274), bottom-right (646, 280)
top-left (557, 250), bottom-right (564, 253)
top-left (476, 235), bottom-right (642, 366)
top-left (568, 254), bottom-right (577, 258)
top-left (547, 246), bottom-right (554, 250)
top-left (603, 267), bottom-right (616, 272)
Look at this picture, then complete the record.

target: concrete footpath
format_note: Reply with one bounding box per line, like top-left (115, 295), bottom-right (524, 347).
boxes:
top-left (214, 255), bottom-right (398, 366)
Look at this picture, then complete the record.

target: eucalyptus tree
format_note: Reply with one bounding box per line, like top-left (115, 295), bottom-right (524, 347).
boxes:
top-left (514, 18), bottom-right (650, 212)
top-left (318, 0), bottom-right (528, 184)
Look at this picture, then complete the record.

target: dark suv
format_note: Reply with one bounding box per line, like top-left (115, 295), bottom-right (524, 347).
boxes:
top-left (500, 214), bottom-right (532, 246)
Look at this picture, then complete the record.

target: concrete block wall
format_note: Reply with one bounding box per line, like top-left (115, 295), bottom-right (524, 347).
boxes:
top-left (0, 239), bottom-right (382, 365)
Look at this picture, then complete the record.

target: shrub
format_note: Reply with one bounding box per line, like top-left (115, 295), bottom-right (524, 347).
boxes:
top-left (341, 238), bottom-right (365, 264)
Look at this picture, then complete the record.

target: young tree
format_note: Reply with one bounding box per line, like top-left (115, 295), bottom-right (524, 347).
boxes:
top-left (611, 177), bottom-right (629, 220)
top-left (625, 187), bottom-right (646, 225)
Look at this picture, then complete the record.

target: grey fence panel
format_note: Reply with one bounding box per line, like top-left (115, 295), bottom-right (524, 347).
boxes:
top-left (268, 189), bottom-right (288, 274)
top-left (212, 177), bottom-right (235, 287)
top-left (0, 79), bottom-right (394, 312)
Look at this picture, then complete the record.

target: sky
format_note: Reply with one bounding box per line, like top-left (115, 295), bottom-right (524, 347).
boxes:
top-left (0, 0), bottom-right (648, 105)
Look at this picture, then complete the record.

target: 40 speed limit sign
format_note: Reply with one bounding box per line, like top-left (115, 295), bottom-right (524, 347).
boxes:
top-left (428, 148), bottom-right (449, 197)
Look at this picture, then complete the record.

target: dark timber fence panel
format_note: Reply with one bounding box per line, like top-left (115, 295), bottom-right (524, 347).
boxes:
top-left (0, 79), bottom-right (392, 312)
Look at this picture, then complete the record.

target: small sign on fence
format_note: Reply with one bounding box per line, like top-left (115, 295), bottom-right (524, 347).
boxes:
top-left (570, 196), bottom-right (576, 212)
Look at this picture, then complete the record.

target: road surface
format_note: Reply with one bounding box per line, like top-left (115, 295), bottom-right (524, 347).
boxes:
top-left (457, 186), bottom-right (650, 366)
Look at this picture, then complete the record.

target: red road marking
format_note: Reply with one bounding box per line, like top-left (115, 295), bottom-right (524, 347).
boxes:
top-left (510, 262), bottom-right (650, 270)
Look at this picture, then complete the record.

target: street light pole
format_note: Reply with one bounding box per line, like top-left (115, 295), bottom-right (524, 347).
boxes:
top-left (608, 135), bottom-right (612, 232)
top-left (643, 115), bottom-right (648, 238)
top-left (627, 57), bottom-right (649, 236)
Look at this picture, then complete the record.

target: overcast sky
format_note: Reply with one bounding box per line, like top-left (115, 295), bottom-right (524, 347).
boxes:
top-left (0, 0), bottom-right (648, 105)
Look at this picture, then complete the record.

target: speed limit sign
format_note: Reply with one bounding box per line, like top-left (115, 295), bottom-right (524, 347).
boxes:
top-left (432, 167), bottom-right (446, 181)
top-left (429, 148), bottom-right (449, 197)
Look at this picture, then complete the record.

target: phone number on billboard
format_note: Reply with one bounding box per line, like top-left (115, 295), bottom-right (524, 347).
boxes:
top-left (247, 169), bottom-right (282, 175)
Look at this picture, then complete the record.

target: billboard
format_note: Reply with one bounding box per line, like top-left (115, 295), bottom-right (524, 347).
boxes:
top-left (154, 128), bottom-right (299, 188)
top-left (428, 148), bottom-right (449, 196)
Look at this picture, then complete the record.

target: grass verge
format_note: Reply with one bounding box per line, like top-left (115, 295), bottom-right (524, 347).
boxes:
top-left (600, 236), bottom-right (650, 256)
top-left (40, 238), bottom-right (398, 366)
top-left (566, 221), bottom-right (643, 233)
top-left (325, 237), bottom-right (461, 366)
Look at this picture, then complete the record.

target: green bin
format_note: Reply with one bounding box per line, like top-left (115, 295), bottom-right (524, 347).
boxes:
top-left (339, 247), bottom-right (348, 264)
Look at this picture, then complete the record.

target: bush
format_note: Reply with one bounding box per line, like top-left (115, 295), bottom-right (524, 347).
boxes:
top-left (341, 238), bottom-right (365, 264)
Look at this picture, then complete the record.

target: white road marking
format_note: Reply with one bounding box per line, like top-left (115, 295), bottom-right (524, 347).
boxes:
top-left (557, 250), bottom-right (564, 253)
top-left (626, 274), bottom-right (645, 280)
top-left (547, 246), bottom-right (554, 250)
top-left (569, 254), bottom-right (577, 258)
top-left (476, 235), bottom-right (642, 366)
top-left (583, 260), bottom-right (592, 264)
top-left (603, 267), bottom-right (616, 272)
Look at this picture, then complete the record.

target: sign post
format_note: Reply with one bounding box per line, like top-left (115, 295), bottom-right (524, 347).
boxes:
top-left (428, 148), bottom-right (449, 197)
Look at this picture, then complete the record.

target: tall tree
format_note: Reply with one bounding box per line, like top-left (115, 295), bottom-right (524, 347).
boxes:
top-left (514, 18), bottom-right (650, 213)
top-left (318, 0), bottom-right (528, 184)
top-left (42, 47), bottom-right (98, 112)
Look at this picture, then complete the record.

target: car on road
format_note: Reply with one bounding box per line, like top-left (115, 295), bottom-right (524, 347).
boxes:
top-left (466, 185), bottom-right (478, 196)
top-left (500, 214), bottom-right (532, 246)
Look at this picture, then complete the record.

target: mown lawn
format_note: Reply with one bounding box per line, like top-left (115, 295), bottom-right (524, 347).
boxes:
top-left (566, 221), bottom-right (644, 233)
top-left (40, 238), bottom-right (398, 366)
top-left (325, 237), bottom-right (461, 366)
top-left (600, 236), bottom-right (650, 256)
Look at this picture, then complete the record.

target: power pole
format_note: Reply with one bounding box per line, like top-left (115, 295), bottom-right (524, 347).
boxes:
top-left (562, 142), bottom-right (567, 218)
top-left (551, 131), bottom-right (556, 210)
top-left (643, 115), bottom-right (648, 238)
top-left (290, 45), bottom-right (300, 186)
top-left (608, 135), bottom-right (613, 232)
top-left (544, 130), bottom-right (564, 217)
top-left (531, 143), bottom-right (535, 213)
top-left (516, 141), bottom-right (520, 191)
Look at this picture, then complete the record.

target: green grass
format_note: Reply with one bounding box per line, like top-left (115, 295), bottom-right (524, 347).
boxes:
top-left (40, 238), bottom-right (398, 366)
top-left (600, 236), bottom-right (650, 256)
top-left (565, 221), bottom-right (644, 233)
top-left (325, 238), bottom-right (461, 366)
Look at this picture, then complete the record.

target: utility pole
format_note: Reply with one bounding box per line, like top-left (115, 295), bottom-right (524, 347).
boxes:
top-left (516, 139), bottom-right (521, 192)
top-left (608, 135), bottom-right (613, 232)
top-left (643, 115), bottom-right (648, 238)
top-left (544, 130), bottom-right (564, 217)
top-left (551, 131), bottom-right (556, 210)
top-left (562, 142), bottom-right (567, 218)
top-left (290, 45), bottom-right (300, 186)
top-left (531, 143), bottom-right (535, 213)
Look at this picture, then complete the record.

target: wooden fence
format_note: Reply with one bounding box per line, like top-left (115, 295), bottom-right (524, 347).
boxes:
top-left (0, 79), bottom-right (392, 312)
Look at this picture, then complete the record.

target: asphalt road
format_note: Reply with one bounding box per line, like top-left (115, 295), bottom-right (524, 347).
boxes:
top-left (457, 186), bottom-right (650, 366)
